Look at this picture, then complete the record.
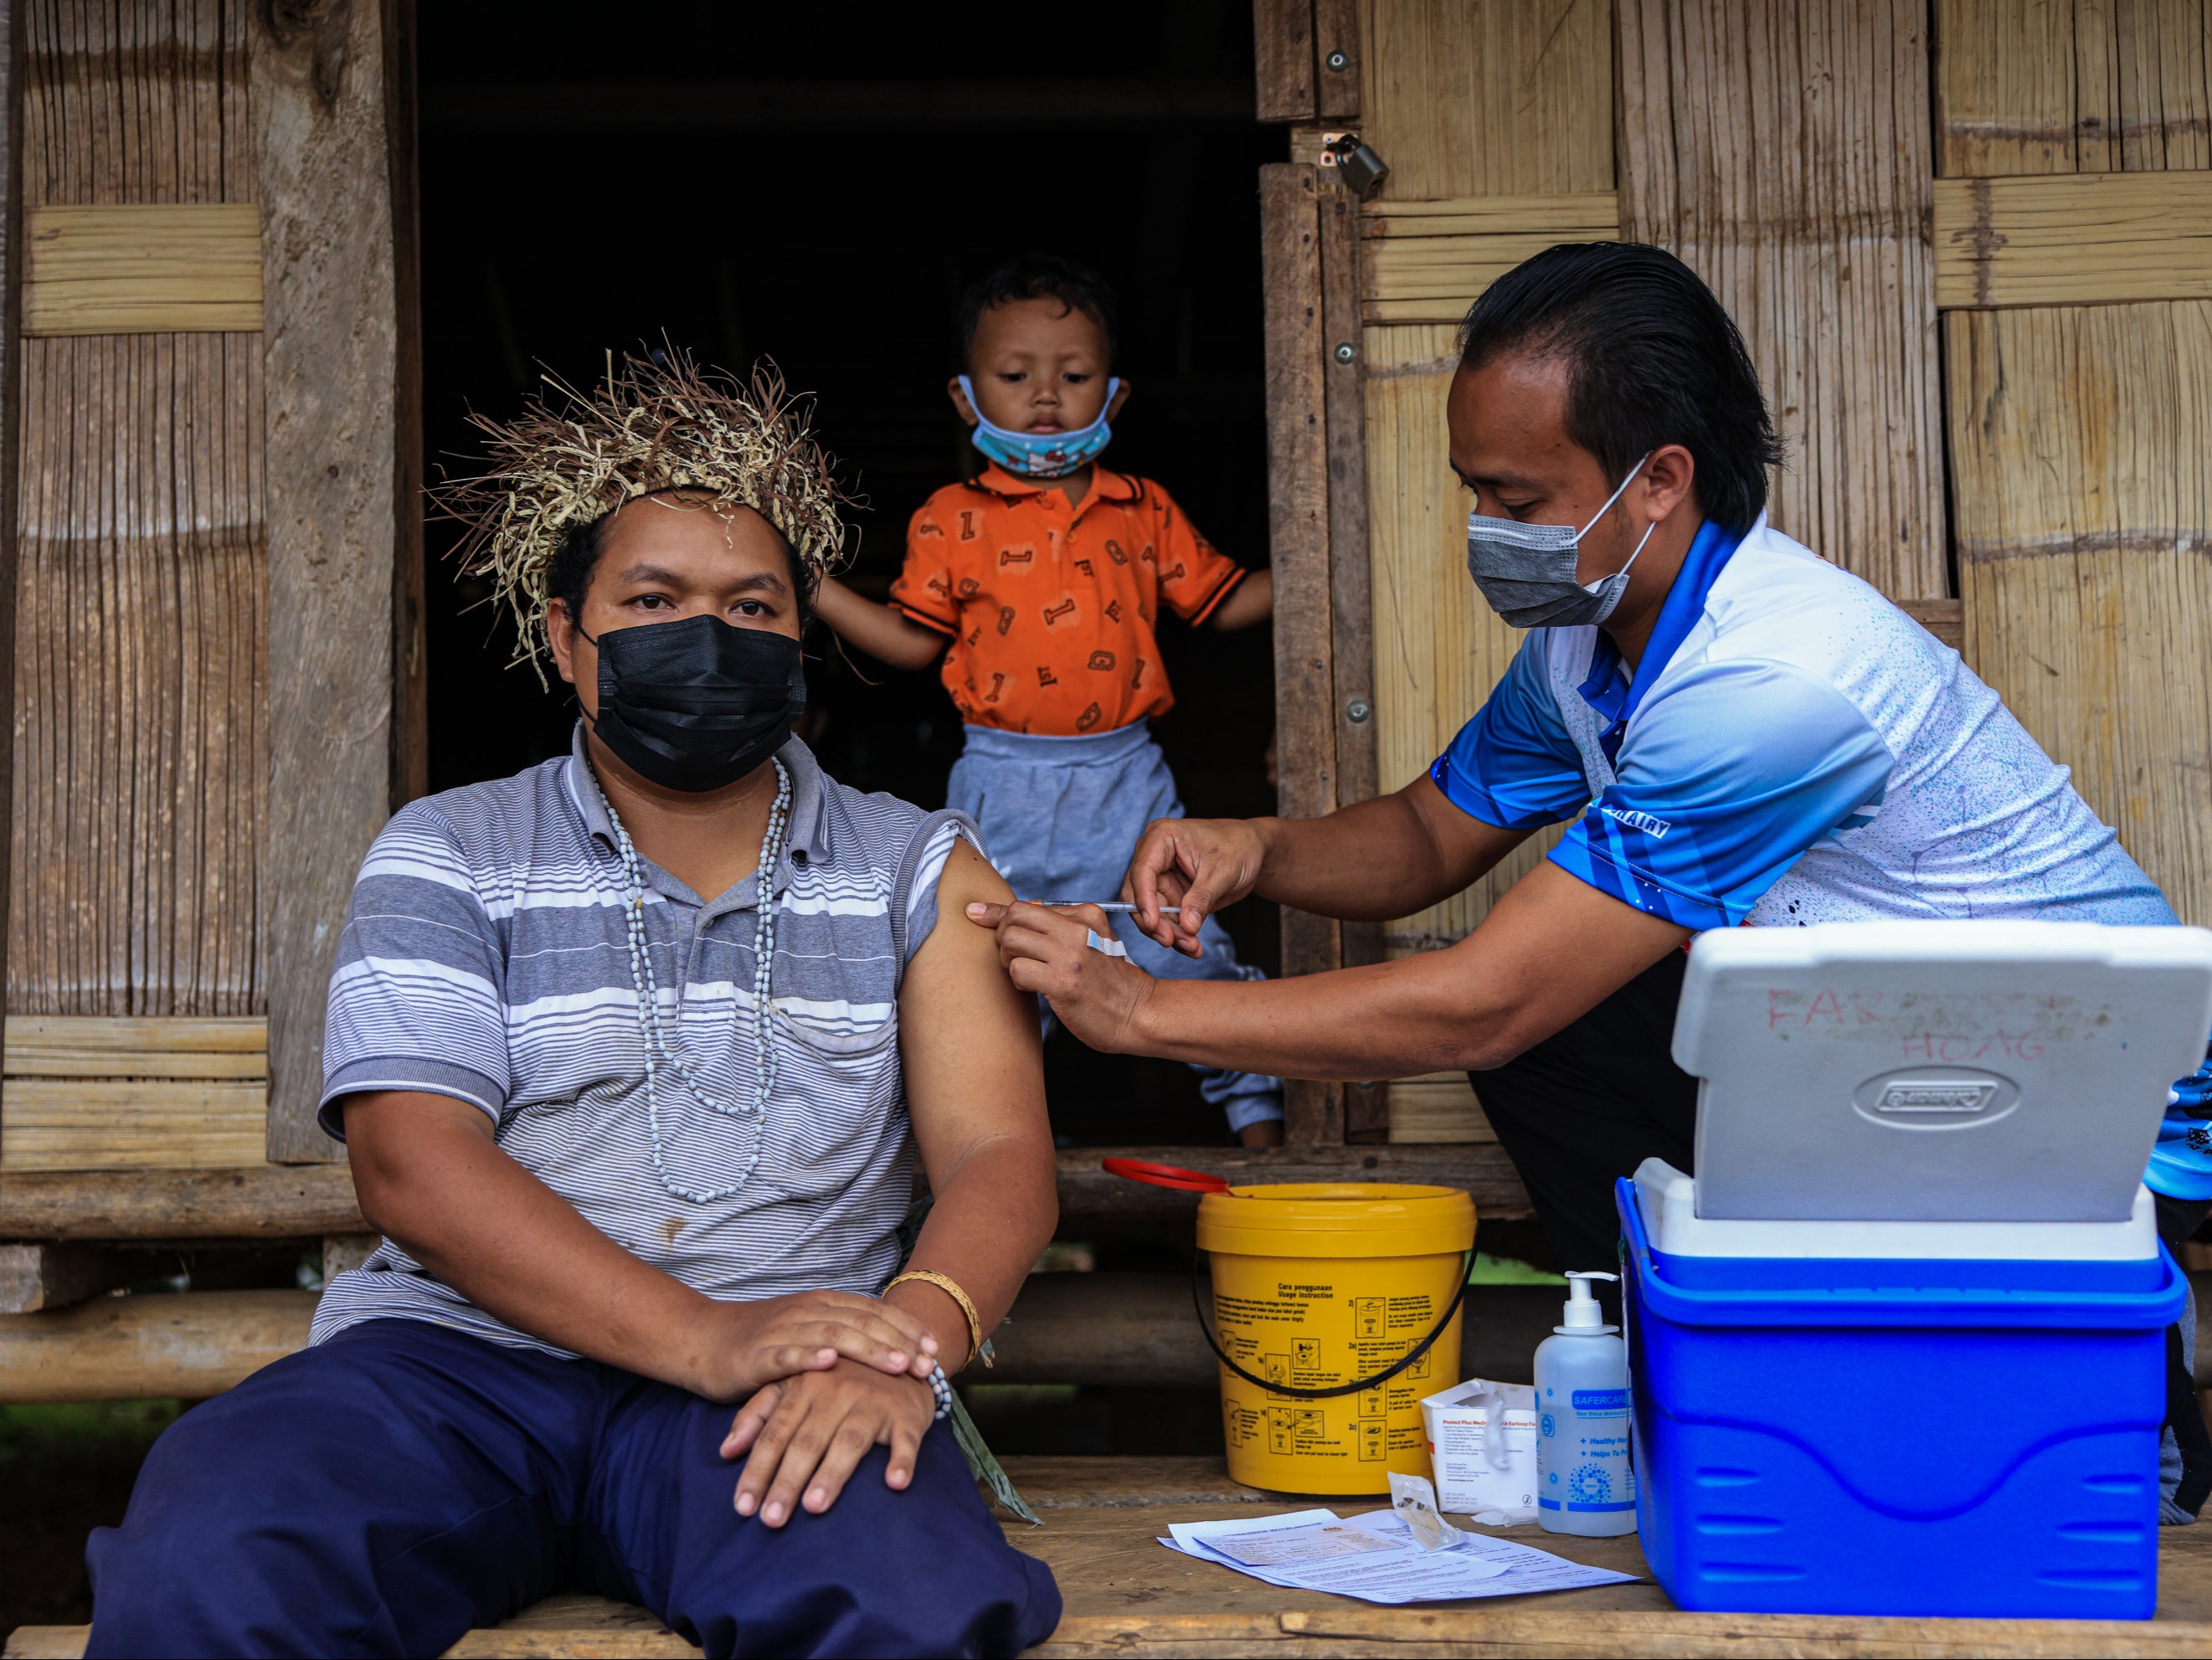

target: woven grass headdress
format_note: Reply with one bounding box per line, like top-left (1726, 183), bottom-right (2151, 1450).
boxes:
top-left (435, 347), bottom-right (851, 678)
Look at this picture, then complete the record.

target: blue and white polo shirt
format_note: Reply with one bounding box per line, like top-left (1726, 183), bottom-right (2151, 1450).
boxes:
top-left (1433, 515), bottom-right (2174, 933)
top-left (1433, 515), bottom-right (2212, 1199)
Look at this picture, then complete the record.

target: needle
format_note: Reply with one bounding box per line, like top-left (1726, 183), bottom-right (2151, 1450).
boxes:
top-left (1035, 900), bottom-right (1139, 912)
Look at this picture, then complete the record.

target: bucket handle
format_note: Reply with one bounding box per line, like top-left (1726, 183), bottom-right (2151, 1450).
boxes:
top-left (1189, 1249), bottom-right (1473, 1401)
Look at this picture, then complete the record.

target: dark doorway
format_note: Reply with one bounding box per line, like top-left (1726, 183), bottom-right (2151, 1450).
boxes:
top-left (417, 4), bottom-right (1285, 1144)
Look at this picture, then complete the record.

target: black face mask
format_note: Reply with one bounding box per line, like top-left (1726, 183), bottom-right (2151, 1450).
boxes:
top-left (581, 614), bottom-right (806, 793)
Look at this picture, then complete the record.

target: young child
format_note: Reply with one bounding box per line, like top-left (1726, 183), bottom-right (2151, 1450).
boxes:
top-left (815, 254), bottom-right (1284, 1146)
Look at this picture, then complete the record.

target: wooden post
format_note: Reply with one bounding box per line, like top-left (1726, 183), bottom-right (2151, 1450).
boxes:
top-left (1253, 0), bottom-right (1318, 123)
top-left (1318, 186), bottom-right (1387, 1143)
top-left (386, 0), bottom-right (427, 812)
top-left (0, 1), bottom-right (22, 1166)
top-left (1312, 0), bottom-right (1361, 123)
top-left (1259, 164), bottom-right (1343, 1146)
top-left (255, 0), bottom-right (409, 1161)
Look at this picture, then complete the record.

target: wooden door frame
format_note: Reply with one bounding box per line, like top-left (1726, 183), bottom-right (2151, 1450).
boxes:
top-left (255, 0), bottom-right (425, 1162)
top-left (1255, 0), bottom-right (1382, 1145)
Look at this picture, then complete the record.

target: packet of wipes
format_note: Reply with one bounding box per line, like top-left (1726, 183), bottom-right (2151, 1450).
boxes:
top-left (1419, 1377), bottom-right (1540, 1523)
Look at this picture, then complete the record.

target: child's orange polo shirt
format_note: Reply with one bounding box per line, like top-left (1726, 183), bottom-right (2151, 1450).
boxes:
top-left (888, 465), bottom-right (1249, 735)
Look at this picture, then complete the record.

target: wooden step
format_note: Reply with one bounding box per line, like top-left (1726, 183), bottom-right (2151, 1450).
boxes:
top-left (0, 1143), bottom-right (1535, 1243)
top-left (10, 1456), bottom-right (2212, 1657)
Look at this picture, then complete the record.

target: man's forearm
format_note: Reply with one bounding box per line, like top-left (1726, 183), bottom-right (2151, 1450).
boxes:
top-left (1249, 789), bottom-right (1474, 922)
top-left (350, 1100), bottom-right (722, 1390)
top-left (887, 1133), bottom-right (1056, 1371)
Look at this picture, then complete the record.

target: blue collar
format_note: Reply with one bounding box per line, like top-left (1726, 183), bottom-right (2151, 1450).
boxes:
top-left (1575, 517), bottom-right (1746, 763)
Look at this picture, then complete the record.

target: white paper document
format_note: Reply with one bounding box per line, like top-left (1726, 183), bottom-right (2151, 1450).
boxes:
top-left (1159, 1506), bottom-right (1639, 1606)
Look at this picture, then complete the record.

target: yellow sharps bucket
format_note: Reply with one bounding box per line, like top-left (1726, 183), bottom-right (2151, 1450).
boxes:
top-left (1196, 1180), bottom-right (1476, 1495)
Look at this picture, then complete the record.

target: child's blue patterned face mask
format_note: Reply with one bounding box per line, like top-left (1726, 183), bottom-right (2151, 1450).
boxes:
top-left (959, 375), bottom-right (1120, 479)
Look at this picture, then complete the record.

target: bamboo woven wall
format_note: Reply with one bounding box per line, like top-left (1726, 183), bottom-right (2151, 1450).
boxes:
top-left (1357, 0), bottom-right (1608, 955)
top-left (9, 0), bottom-right (265, 1017)
top-left (1617, 0), bottom-right (1949, 603)
top-left (1939, 0), bottom-right (2212, 927)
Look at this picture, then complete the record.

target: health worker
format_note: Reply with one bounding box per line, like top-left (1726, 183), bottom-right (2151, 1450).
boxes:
top-left (968, 241), bottom-right (2212, 1521)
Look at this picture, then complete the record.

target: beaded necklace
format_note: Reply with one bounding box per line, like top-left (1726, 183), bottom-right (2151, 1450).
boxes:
top-left (589, 758), bottom-right (791, 1205)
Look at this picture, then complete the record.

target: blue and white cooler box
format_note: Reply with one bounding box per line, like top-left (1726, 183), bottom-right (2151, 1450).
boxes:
top-left (1618, 922), bottom-right (2212, 1620)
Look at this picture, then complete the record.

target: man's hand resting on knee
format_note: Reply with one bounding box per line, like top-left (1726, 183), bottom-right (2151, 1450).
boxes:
top-left (698, 1289), bottom-right (943, 1401)
top-left (719, 1359), bottom-right (935, 1526)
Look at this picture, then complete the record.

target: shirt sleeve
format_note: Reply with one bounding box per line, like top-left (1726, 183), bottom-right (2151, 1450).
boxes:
top-left (887, 500), bottom-right (960, 636)
top-left (317, 802), bottom-right (512, 1139)
top-left (1150, 488), bottom-right (1249, 625)
top-left (1548, 656), bottom-right (1896, 930)
top-left (1430, 634), bottom-right (1592, 830)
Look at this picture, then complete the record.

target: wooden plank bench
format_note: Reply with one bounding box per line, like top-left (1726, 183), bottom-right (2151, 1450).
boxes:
top-left (11, 1457), bottom-right (2212, 1657)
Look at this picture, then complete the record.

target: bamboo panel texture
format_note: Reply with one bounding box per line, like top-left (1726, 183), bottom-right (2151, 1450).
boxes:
top-left (1618, 0), bottom-right (1948, 604)
top-left (1360, 192), bottom-right (1621, 325)
top-left (1933, 172), bottom-right (2212, 309)
top-left (1938, 3), bottom-right (2212, 926)
top-left (1, 1014), bottom-right (267, 1169)
top-left (1947, 303), bottom-right (2212, 925)
top-left (1386, 1072), bottom-right (1496, 1143)
top-left (1364, 325), bottom-right (1562, 955)
top-left (9, 0), bottom-right (265, 1094)
top-left (10, 332), bottom-right (265, 1017)
top-left (1936, 0), bottom-right (2212, 177)
top-left (1357, 0), bottom-right (1613, 202)
top-left (1355, 3), bottom-right (1609, 957)
top-left (25, 203), bottom-right (263, 334)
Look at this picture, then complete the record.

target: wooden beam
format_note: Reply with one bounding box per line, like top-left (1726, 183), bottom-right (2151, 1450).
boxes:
top-left (256, 0), bottom-right (408, 1163)
top-left (0, 0), bottom-right (19, 1171)
top-left (0, 1165), bottom-right (363, 1240)
top-left (1258, 163), bottom-right (1342, 1146)
top-left (21, 204), bottom-right (263, 336)
top-left (1385, 1073), bottom-right (1499, 1144)
top-left (1933, 172), bottom-right (2212, 311)
top-left (0, 1287), bottom-right (313, 1402)
top-left (1361, 191), bottom-right (1624, 234)
top-left (1057, 1143), bottom-right (1532, 1221)
top-left (386, 0), bottom-right (426, 809)
top-left (1897, 597), bottom-right (1964, 652)
top-left (1252, 0), bottom-right (1316, 124)
top-left (0, 1243), bottom-right (136, 1313)
top-left (0, 1276), bottom-right (1563, 1402)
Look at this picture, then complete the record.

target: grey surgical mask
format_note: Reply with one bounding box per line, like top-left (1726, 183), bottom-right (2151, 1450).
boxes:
top-left (1465, 455), bottom-right (1654, 629)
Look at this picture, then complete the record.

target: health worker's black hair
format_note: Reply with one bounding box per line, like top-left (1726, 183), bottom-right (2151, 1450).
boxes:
top-left (1456, 243), bottom-right (1780, 532)
top-left (957, 253), bottom-right (1119, 367)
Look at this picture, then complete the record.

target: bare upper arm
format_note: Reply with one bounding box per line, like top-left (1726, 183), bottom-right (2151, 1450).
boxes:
top-left (339, 1090), bottom-right (500, 1225)
top-left (1402, 772), bottom-right (1543, 892)
top-left (898, 838), bottom-right (1054, 1189)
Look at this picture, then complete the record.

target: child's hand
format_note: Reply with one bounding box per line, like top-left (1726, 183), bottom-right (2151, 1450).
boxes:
top-left (1121, 817), bottom-right (1270, 956)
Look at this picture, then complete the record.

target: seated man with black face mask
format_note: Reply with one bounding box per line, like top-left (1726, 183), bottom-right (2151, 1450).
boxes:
top-left (82, 354), bottom-right (1064, 1660)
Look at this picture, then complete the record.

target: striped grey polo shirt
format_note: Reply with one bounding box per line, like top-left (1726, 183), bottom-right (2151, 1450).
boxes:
top-left (311, 725), bottom-right (970, 1355)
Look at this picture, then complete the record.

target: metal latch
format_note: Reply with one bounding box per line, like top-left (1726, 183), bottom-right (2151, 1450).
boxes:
top-left (1320, 131), bottom-right (1389, 196)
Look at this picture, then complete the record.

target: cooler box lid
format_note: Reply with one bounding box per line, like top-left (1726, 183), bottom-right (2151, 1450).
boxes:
top-left (1674, 922), bottom-right (2212, 1222)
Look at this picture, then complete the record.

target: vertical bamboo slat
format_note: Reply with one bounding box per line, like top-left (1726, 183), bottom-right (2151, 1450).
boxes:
top-left (9, 0), bottom-right (264, 1020)
top-left (1355, 0), bottom-right (1610, 958)
top-left (1938, 1), bottom-right (2212, 926)
top-left (1616, 0), bottom-right (1949, 603)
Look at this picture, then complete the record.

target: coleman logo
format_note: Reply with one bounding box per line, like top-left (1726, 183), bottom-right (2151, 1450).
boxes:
top-left (1875, 1080), bottom-right (2000, 1114)
top-left (1599, 805), bottom-right (1671, 838)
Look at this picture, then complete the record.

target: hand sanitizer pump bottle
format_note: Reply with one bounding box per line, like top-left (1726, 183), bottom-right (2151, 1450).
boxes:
top-left (1534, 1271), bottom-right (1636, 1537)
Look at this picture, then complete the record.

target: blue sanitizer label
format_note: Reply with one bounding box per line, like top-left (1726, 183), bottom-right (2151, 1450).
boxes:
top-left (1540, 1383), bottom-right (1636, 1514)
top-left (1571, 1389), bottom-right (1629, 1416)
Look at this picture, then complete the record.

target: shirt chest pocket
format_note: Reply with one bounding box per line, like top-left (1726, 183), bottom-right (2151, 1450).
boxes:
top-left (773, 996), bottom-right (901, 1066)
